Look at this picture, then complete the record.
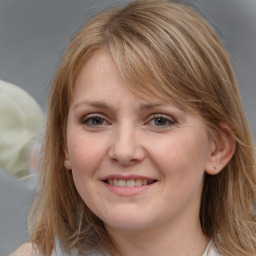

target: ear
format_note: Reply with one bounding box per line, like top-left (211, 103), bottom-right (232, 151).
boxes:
top-left (205, 124), bottom-right (235, 175)
top-left (64, 148), bottom-right (72, 170)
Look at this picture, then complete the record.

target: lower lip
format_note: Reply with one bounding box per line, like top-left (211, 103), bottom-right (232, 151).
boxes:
top-left (103, 182), bottom-right (155, 196)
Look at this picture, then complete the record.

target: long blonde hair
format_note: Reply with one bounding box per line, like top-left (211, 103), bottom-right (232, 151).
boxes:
top-left (29, 1), bottom-right (256, 255)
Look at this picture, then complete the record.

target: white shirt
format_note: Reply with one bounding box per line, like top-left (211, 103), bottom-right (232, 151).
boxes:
top-left (51, 238), bottom-right (221, 256)
top-left (203, 240), bottom-right (222, 256)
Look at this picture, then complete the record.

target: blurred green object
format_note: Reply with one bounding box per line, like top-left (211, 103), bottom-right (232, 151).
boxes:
top-left (0, 80), bottom-right (44, 179)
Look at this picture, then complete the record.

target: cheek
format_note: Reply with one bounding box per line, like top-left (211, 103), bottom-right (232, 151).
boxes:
top-left (71, 171), bottom-right (102, 218)
top-left (147, 134), bottom-right (210, 179)
top-left (67, 132), bottom-right (108, 173)
top-left (66, 133), bottom-right (109, 203)
top-left (69, 139), bottom-right (102, 200)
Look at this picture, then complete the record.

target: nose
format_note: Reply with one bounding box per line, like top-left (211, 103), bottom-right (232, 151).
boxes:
top-left (108, 123), bottom-right (145, 166)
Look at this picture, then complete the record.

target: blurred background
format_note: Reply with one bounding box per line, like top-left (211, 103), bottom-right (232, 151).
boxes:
top-left (0, 0), bottom-right (255, 255)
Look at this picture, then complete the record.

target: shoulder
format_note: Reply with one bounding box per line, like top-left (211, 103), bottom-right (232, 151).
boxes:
top-left (12, 243), bottom-right (41, 256)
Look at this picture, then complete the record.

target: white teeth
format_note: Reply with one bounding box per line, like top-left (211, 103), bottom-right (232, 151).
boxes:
top-left (127, 179), bottom-right (135, 187)
top-left (107, 178), bottom-right (154, 187)
top-left (113, 178), bottom-right (119, 186)
top-left (119, 179), bottom-right (126, 187)
top-left (135, 179), bottom-right (142, 186)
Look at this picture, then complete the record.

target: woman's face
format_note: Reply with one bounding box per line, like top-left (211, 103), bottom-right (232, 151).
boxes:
top-left (65, 49), bottom-right (216, 234)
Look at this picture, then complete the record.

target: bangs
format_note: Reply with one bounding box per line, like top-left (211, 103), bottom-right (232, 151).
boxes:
top-left (108, 33), bottom-right (191, 110)
top-left (105, 4), bottom-right (213, 114)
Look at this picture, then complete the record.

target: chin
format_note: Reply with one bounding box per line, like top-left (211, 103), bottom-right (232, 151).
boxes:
top-left (106, 221), bottom-right (150, 232)
top-left (101, 210), bottom-right (155, 232)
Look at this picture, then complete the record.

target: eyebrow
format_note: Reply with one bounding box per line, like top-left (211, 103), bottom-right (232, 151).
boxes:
top-left (72, 100), bottom-right (165, 111)
top-left (71, 100), bottom-right (112, 111)
top-left (139, 103), bottom-right (164, 111)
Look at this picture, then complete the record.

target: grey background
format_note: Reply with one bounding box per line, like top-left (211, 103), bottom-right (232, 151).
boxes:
top-left (0, 0), bottom-right (255, 133)
top-left (0, 0), bottom-right (255, 255)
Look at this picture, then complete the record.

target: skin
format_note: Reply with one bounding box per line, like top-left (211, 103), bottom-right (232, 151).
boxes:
top-left (63, 49), bottom-right (231, 256)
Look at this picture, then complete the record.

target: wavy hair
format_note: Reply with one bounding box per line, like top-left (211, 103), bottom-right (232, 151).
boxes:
top-left (29, 1), bottom-right (256, 255)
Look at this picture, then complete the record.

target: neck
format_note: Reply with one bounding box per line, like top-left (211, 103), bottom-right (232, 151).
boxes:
top-left (106, 218), bottom-right (210, 256)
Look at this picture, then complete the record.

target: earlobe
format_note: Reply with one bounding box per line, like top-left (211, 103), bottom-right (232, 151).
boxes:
top-left (205, 124), bottom-right (235, 175)
top-left (64, 159), bottom-right (72, 170)
top-left (64, 148), bottom-right (72, 170)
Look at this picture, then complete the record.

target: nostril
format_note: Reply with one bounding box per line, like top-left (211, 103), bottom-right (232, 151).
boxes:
top-left (110, 156), bottom-right (140, 166)
top-left (108, 137), bottom-right (145, 165)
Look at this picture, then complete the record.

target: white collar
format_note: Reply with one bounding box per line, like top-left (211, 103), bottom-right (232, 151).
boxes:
top-left (202, 240), bottom-right (222, 256)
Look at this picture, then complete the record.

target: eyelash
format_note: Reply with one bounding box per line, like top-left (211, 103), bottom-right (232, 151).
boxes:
top-left (79, 113), bottom-right (176, 129)
top-left (147, 114), bottom-right (176, 128)
top-left (80, 114), bottom-right (108, 127)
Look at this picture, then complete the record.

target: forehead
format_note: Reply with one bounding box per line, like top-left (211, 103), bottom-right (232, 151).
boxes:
top-left (67, 48), bottom-right (209, 133)
top-left (72, 49), bottom-right (183, 109)
top-left (71, 47), bottom-right (206, 125)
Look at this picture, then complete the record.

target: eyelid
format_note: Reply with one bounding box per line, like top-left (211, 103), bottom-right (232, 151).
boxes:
top-left (146, 113), bottom-right (176, 127)
top-left (149, 113), bottom-right (176, 121)
top-left (79, 113), bottom-right (110, 126)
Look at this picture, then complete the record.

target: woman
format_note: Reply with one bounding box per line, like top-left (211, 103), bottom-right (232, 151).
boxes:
top-left (14, 1), bottom-right (256, 255)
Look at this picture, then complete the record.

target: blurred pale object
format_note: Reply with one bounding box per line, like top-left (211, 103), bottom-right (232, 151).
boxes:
top-left (0, 80), bottom-right (44, 178)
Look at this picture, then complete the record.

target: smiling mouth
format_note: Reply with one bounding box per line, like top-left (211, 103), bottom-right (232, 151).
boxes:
top-left (104, 178), bottom-right (157, 187)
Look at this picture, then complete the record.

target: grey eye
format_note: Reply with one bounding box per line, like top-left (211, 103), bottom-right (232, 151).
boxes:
top-left (83, 116), bottom-right (107, 126)
top-left (154, 117), bottom-right (169, 126)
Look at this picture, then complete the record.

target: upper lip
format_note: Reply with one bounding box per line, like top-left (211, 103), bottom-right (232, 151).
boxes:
top-left (101, 174), bottom-right (157, 181)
